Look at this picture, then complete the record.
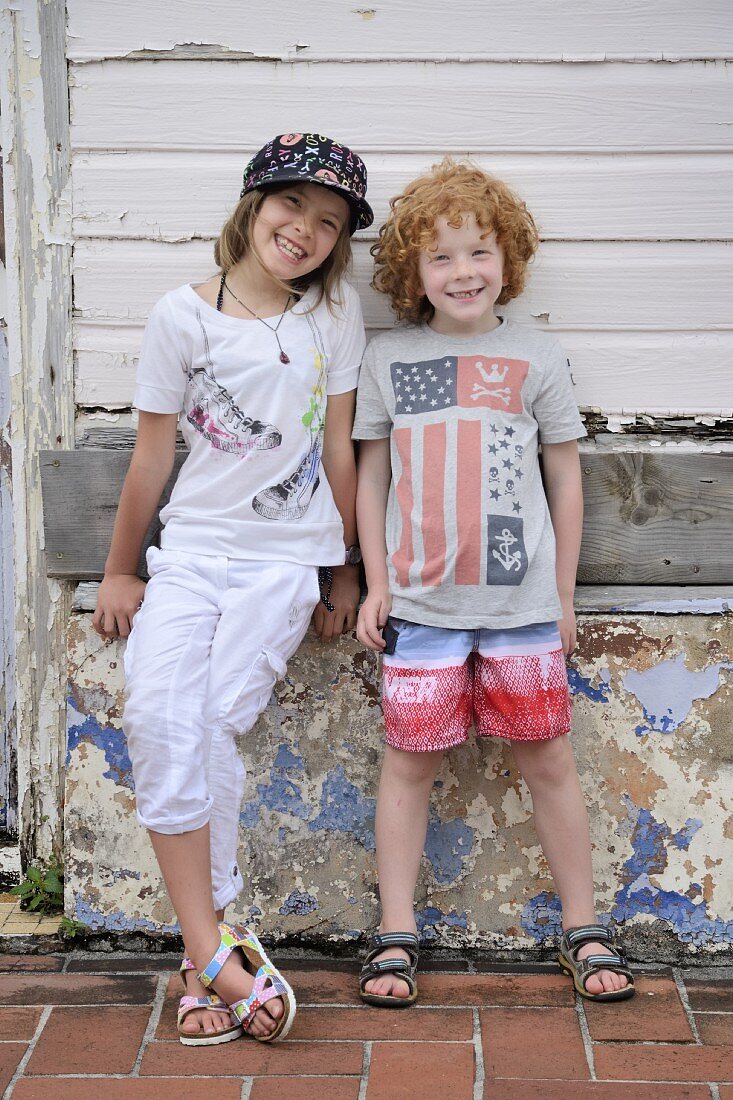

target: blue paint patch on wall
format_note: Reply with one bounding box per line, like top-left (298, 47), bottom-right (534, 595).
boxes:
top-left (567, 667), bottom-right (611, 703)
top-left (425, 813), bottom-right (475, 885)
top-left (623, 656), bottom-right (733, 734)
top-left (279, 890), bottom-right (318, 916)
top-left (308, 765), bottom-right (376, 850)
top-left (73, 893), bottom-right (179, 934)
top-left (67, 699), bottom-right (133, 790)
top-left (416, 906), bottom-right (468, 940)
top-left (613, 799), bottom-right (733, 945)
top-left (240, 745), bottom-right (310, 827)
top-left (274, 744), bottom-right (304, 771)
top-left (521, 890), bottom-right (564, 940)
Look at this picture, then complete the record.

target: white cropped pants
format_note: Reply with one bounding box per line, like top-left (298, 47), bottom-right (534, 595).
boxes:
top-left (123, 548), bottom-right (319, 910)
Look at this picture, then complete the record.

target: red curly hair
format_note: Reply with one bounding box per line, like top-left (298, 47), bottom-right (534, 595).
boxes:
top-left (372, 158), bottom-right (539, 323)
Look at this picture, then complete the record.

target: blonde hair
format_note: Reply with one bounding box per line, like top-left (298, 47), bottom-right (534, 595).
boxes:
top-left (372, 158), bottom-right (539, 323)
top-left (214, 186), bottom-right (353, 312)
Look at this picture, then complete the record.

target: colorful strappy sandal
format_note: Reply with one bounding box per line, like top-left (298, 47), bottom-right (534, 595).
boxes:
top-left (197, 923), bottom-right (296, 1042)
top-left (177, 956), bottom-right (243, 1046)
top-left (359, 931), bottom-right (420, 1008)
top-left (558, 925), bottom-right (636, 1002)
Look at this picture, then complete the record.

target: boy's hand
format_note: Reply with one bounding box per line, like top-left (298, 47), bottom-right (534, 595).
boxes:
top-left (312, 566), bottom-right (360, 642)
top-left (357, 588), bottom-right (392, 651)
top-left (92, 574), bottom-right (146, 640)
top-left (558, 598), bottom-right (577, 657)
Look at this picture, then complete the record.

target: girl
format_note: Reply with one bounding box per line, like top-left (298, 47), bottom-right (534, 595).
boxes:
top-left (92, 133), bottom-right (373, 1045)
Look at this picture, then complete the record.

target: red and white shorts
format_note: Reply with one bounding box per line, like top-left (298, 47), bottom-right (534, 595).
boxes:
top-left (382, 619), bottom-right (571, 753)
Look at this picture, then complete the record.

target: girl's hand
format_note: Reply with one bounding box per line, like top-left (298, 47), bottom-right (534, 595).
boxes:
top-left (92, 574), bottom-right (147, 640)
top-left (558, 598), bottom-right (577, 657)
top-left (356, 588), bottom-right (392, 651)
top-left (312, 566), bottom-right (360, 642)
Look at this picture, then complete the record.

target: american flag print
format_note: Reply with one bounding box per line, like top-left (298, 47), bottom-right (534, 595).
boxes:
top-left (389, 356), bottom-right (530, 591)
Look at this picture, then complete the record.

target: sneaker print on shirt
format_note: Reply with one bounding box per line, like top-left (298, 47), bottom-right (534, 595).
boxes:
top-left (186, 310), bottom-right (282, 456)
top-left (252, 311), bottom-right (327, 521)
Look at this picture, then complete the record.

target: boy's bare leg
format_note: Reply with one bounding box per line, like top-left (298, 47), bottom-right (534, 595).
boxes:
top-left (363, 745), bottom-right (444, 999)
top-left (510, 735), bottom-right (629, 995)
top-left (150, 826), bottom-right (285, 1038)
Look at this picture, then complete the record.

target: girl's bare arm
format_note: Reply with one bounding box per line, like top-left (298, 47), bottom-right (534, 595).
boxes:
top-left (92, 411), bottom-right (179, 640)
top-left (316, 389), bottom-right (360, 641)
top-left (542, 439), bottom-right (583, 656)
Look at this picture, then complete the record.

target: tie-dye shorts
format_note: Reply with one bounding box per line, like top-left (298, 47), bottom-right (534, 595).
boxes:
top-left (381, 618), bottom-right (571, 752)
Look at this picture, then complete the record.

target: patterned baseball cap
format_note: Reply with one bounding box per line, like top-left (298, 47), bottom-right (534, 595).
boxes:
top-left (240, 133), bottom-right (373, 234)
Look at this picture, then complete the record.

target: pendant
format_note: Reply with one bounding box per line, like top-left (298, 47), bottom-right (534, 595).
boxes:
top-left (279, 351), bottom-right (290, 364)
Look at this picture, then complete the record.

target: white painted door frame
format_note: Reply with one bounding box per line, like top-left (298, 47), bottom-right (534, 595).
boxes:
top-left (0, 0), bottom-right (74, 867)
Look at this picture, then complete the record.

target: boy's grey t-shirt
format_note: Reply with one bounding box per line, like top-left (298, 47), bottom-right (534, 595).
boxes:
top-left (352, 318), bottom-right (586, 629)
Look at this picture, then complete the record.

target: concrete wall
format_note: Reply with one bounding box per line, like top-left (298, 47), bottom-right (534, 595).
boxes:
top-left (65, 607), bottom-right (733, 959)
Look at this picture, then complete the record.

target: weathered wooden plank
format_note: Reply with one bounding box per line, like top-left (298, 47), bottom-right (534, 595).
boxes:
top-left (66, 0), bottom-right (733, 61)
top-left (71, 151), bottom-right (733, 242)
top-left (71, 238), bottom-right (733, 328)
top-left (42, 449), bottom-right (733, 584)
top-left (579, 452), bottom-right (733, 584)
top-left (69, 60), bottom-right (732, 151)
top-left (573, 585), bottom-right (733, 613)
top-left (72, 323), bottom-right (733, 418)
top-left (40, 450), bottom-right (186, 579)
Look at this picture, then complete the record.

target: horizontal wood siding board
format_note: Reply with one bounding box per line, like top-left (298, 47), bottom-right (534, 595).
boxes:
top-left (41, 449), bottom-right (733, 582)
top-left (73, 327), bottom-right (733, 416)
top-left (578, 453), bottom-right (733, 583)
top-left (71, 238), bottom-right (733, 328)
top-left (69, 60), bottom-right (732, 150)
top-left (71, 151), bottom-right (733, 242)
top-left (40, 450), bottom-right (185, 578)
top-left (65, 0), bottom-right (733, 61)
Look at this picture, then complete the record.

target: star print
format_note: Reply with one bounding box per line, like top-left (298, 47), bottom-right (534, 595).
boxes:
top-left (512, 502), bottom-right (521, 513)
top-left (514, 469), bottom-right (524, 480)
top-left (503, 458), bottom-right (512, 469)
top-left (419, 384), bottom-right (426, 391)
top-left (438, 387), bottom-right (445, 394)
top-left (499, 439), bottom-right (509, 450)
top-left (430, 399), bottom-right (437, 406)
top-left (444, 397), bottom-right (451, 404)
top-left (405, 405), bottom-right (413, 412)
top-left (445, 378), bottom-right (453, 386)
top-left (490, 488), bottom-right (500, 500)
top-left (489, 423), bottom-right (499, 435)
top-left (412, 366), bottom-right (419, 375)
top-left (488, 444), bottom-right (498, 455)
top-left (395, 368), bottom-right (403, 376)
top-left (444, 359), bottom-right (452, 368)
top-left (420, 393), bottom-right (427, 401)
top-left (505, 426), bottom-right (515, 437)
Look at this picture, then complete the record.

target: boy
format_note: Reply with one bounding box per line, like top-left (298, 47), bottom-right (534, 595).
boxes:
top-left (353, 159), bottom-right (634, 1006)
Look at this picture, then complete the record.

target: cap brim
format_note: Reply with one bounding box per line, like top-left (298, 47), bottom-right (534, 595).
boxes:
top-left (244, 171), bottom-right (373, 233)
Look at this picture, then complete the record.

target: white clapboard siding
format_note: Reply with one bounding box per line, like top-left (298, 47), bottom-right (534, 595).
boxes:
top-left (69, 60), bottom-right (731, 152)
top-left (66, 0), bottom-right (733, 61)
top-left (71, 238), bottom-right (733, 329)
top-left (71, 151), bottom-right (733, 242)
top-left (73, 321), bottom-right (733, 416)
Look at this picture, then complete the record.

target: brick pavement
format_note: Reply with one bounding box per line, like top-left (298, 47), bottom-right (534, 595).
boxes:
top-left (0, 952), bottom-right (731, 1098)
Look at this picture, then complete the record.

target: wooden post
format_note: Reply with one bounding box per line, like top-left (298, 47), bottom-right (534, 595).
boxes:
top-left (0, 1), bottom-right (74, 865)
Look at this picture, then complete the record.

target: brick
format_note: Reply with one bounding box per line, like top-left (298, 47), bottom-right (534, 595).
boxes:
top-left (26, 1005), bottom-right (150, 1074)
top-left (0, 1006), bottom-right (42, 1039)
top-left (594, 1043), bottom-right (733, 1082)
top-left (251, 1080), bottom-right (361, 1100)
top-left (284, 968), bottom-right (362, 1005)
top-left (584, 977), bottom-right (694, 1042)
top-left (0, 955), bottom-right (64, 972)
top-left (367, 1041), bottom-right (474, 1100)
top-left (67, 954), bottom-right (180, 972)
top-left (487, 1083), bottom-right (710, 1099)
top-left (719, 1088), bottom-right (733, 1099)
top-left (0, 972), bottom-right (157, 1005)
top-left (141, 1039), bottom-right (363, 1077)
top-left (695, 1013), bottom-right (733, 1045)
top-left (482, 1007), bottom-right (589, 1080)
top-left (291, 1005), bottom-right (473, 1041)
top-left (683, 980), bottom-right (733, 1012)
top-left (420, 971), bottom-right (574, 1007)
top-left (0, 1044), bottom-right (27, 1095)
top-left (13, 1081), bottom-right (243, 1099)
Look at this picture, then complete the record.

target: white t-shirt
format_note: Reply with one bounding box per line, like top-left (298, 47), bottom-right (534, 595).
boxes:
top-left (134, 281), bottom-right (365, 564)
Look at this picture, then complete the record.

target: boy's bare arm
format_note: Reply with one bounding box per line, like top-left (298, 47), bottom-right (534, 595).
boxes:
top-left (316, 390), bottom-right (360, 640)
top-left (541, 439), bottom-right (583, 656)
top-left (93, 411), bottom-right (179, 640)
top-left (356, 437), bottom-right (392, 650)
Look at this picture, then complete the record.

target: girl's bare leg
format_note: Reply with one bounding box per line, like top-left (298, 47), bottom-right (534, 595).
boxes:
top-left (510, 735), bottom-right (629, 995)
top-left (150, 826), bottom-right (284, 1038)
top-left (363, 746), bottom-right (444, 999)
